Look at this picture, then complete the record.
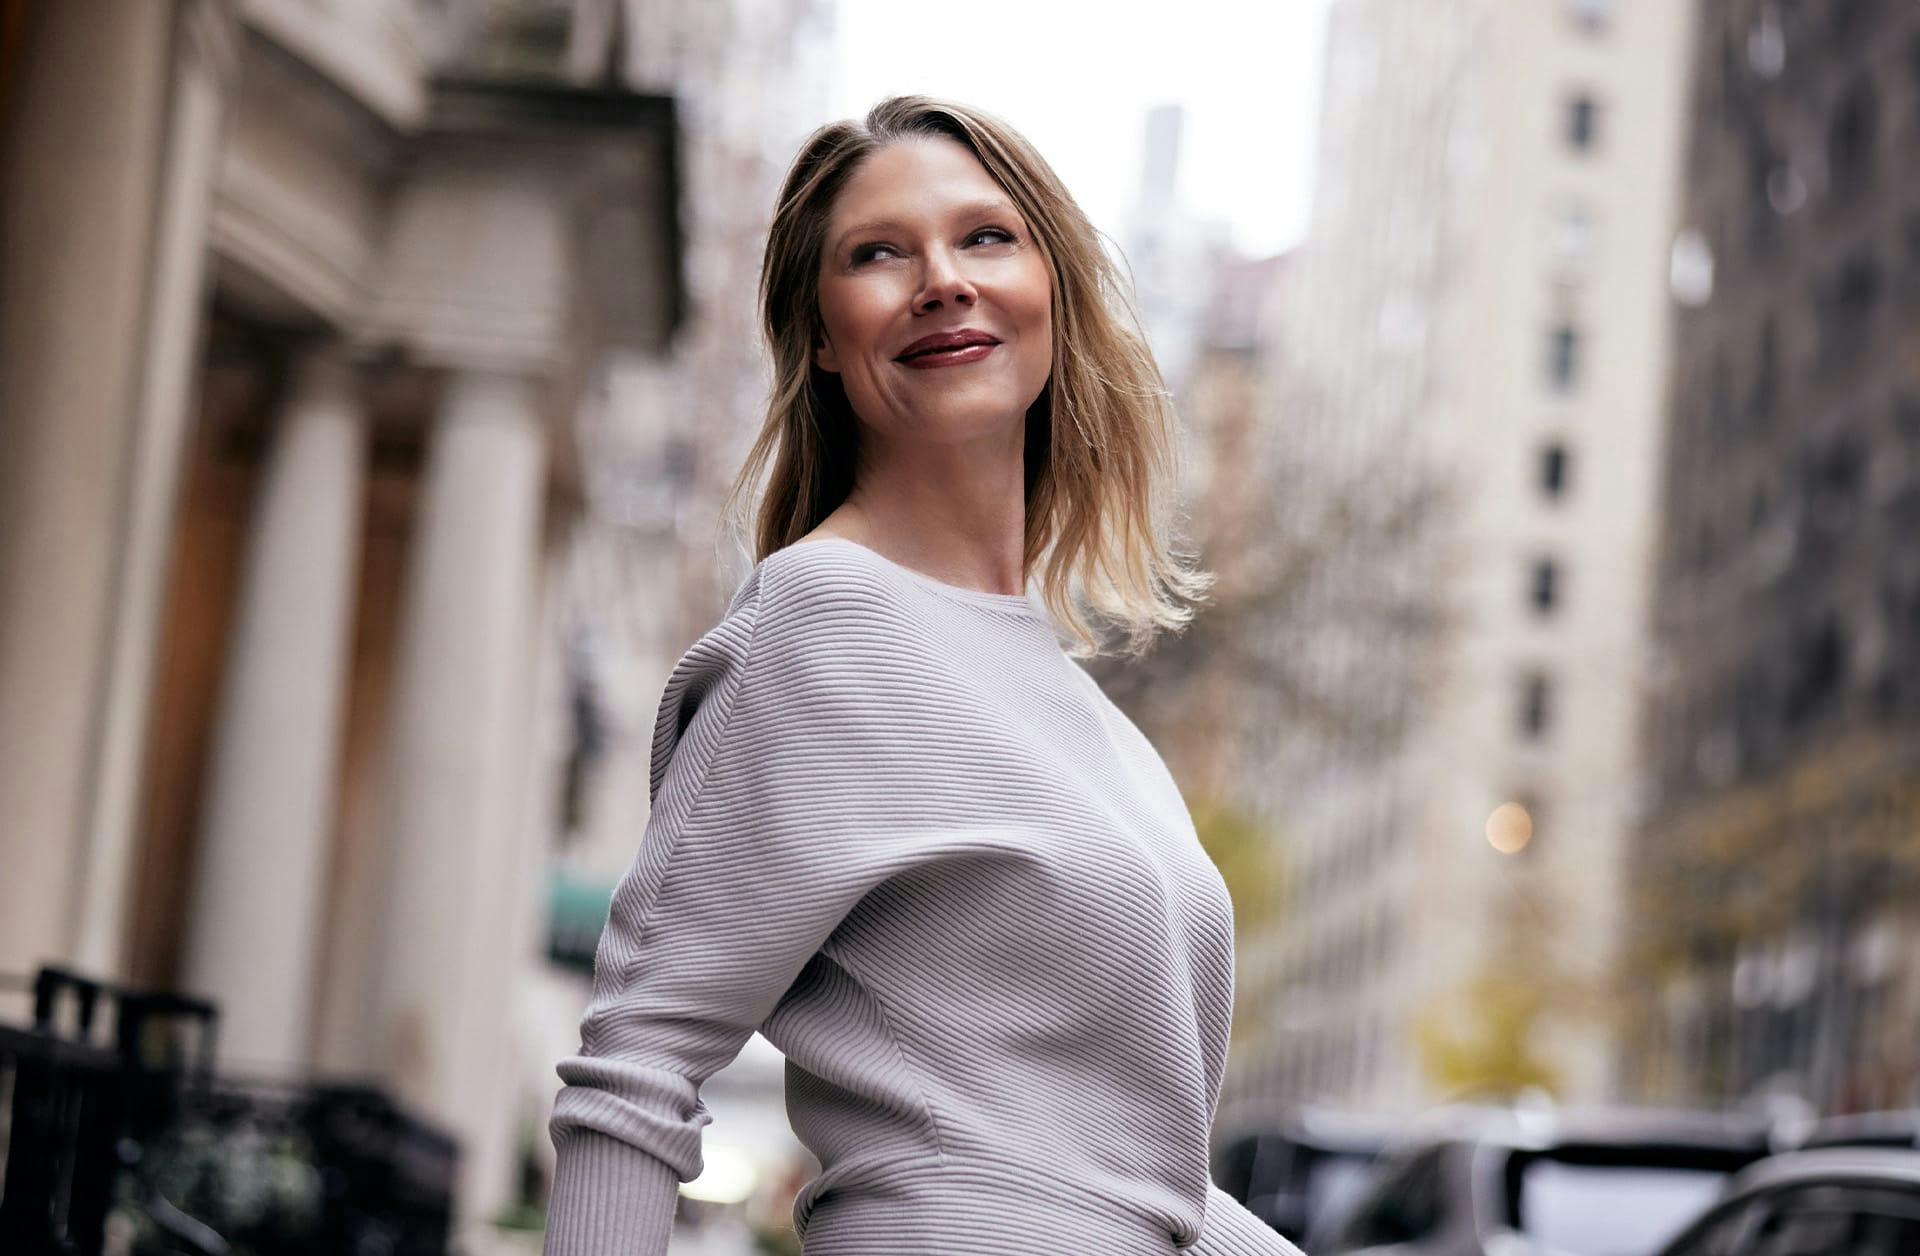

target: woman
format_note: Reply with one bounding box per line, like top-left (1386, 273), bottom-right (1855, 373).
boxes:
top-left (545, 95), bottom-right (1302, 1256)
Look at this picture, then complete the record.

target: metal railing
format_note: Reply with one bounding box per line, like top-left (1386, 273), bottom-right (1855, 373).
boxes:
top-left (0, 967), bottom-right (219, 1254)
top-left (0, 967), bottom-right (457, 1256)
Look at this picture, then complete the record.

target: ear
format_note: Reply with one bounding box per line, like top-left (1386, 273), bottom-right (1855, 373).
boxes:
top-left (813, 330), bottom-right (841, 374)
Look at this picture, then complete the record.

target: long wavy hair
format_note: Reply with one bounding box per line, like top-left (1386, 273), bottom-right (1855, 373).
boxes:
top-left (721, 94), bottom-right (1211, 658)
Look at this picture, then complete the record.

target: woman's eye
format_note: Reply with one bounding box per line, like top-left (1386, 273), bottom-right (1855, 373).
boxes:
top-left (852, 228), bottom-right (1013, 264)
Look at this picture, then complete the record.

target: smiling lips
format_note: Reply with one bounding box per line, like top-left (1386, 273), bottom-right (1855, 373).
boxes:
top-left (895, 328), bottom-right (1001, 369)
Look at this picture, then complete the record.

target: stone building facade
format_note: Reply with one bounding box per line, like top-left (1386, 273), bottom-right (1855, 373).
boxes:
top-left (1623, 0), bottom-right (1920, 1115)
top-left (1217, 0), bottom-right (1697, 1118)
top-left (0, 0), bottom-right (683, 1233)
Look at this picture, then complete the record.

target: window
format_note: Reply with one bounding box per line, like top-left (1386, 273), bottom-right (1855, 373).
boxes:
top-left (1897, 390), bottom-right (1920, 446)
top-left (1709, 353), bottom-right (1735, 446)
top-left (1519, 671), bottom-right (1554, 740)
top-left (1512, 1159), bottom-right (1739, 1253)
top-left (1825, 0), bottom-right (1876, 49)
top-left (1751, 316), bottom-right (1779, 423)
top-left (1529, 558), bottom-right (1561, 614)
top-left (1333, 1147), bottom-right (1450, 1248)
top-left (1744, 1184), bottom-right (1920, 1256)
top-left (1550, 203), bottom-right (1598, 273)
top-left (1567, 0), bottom-right (1613, 32)
top-left (1825, 74), bottom-right (1880, 204)
top-left (1817, 251), bottom-right (1882, 371)
top-left (1902, 209), bottom-right (1920, 295)
top-left (1540, 442), bottom-right (1571, 499)
top-left (1567, 92), bottom-right (1601, 151)
top-left (1783, 616), bottom-right (1848, 728)
top-left (1659, 1198), bottom-right (1759, 1256)
top-left (1692, 518), bottom-right (1718, 575)
top-left (1671, 227), bottom-right (1716, 305)
top-left (1797, 430), bottom-right (1867, 540)
top-left (1548, 323), bottom-right (1581, 392)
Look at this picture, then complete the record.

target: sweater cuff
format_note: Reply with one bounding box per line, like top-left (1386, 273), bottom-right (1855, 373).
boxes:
top-left (544, 1129), bottom-right (681, 1256)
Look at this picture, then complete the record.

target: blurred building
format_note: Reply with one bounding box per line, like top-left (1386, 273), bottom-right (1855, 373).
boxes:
top-left (0, 0), bottom-right (699, 1239)
top-left (1122, 104), bottom-right (1234, 399)
top-left (1177, 252), bottom-right (1295, 615)
top-left (1131, 249), bottom-right (1294, 812)
top-left (1622, 0), bottom-right (1920, 1116)
top-left (1219, 0), bottom-right (1697, 1118)
top-left (531, 0), bottom-right (835, 1237)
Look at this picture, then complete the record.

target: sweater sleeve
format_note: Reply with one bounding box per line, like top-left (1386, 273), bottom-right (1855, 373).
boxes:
top-left (1189, 1181), bottom-right (1308, 1255)
top-left (544, 561), bottom-right (885, 1254)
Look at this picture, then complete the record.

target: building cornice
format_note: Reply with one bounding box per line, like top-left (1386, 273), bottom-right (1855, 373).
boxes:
top-left (239, 0), bottom-right (427, 132)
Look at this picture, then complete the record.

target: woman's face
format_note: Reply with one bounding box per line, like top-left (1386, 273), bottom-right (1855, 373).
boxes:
top-left (814, 137), bottom-right (1053, 445)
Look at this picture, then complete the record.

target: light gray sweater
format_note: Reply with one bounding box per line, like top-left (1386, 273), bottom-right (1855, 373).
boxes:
top-left (545, 537), bottom-right (1301, 1255)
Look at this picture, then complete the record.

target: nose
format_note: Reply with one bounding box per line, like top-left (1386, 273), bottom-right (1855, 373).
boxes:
top-left (912, 245), bottom-right (977, 313)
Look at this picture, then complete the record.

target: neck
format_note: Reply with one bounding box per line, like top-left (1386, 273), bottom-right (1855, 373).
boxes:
top-left (838, 432), bottom-right (1028, 597)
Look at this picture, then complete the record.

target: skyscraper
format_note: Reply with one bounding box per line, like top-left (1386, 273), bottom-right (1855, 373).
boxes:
top-left (1224, 0), bottom-right (1697, 1116)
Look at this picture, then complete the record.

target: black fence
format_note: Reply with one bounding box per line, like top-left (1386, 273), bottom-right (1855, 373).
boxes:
top-left (0, 968), bottom-right (457, 1256)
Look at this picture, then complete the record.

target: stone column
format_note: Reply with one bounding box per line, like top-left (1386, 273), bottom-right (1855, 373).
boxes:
top-left (0, 0), bottom-right (177, 977)
top-left (181, 349), bottom-right (367, 1072)
top-left (369, 369), bottom-right (547, 1128)
top-left (76, 0), bottom-right (240, 976)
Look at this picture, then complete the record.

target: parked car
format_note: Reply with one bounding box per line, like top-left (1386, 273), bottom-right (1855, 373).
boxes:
top-left (1792, 1109), bottom-right (1920, 1152)
top-left (1212, 1110), bottom-right (1395, 1242)
top-left (1654, 1147), bottom-right (1920, 1256)
top-left (1314, 1107), bottom-right (1772, 1256)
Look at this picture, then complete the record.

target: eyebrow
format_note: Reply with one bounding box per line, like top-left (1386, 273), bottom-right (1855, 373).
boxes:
top-left (832, 198), bottom-right (1022, 255)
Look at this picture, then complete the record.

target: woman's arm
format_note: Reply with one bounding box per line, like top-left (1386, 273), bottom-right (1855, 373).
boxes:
top-left (1187, 1181), bottom-right (1310, 1256)
top-left (544, 1127), bottom-right (682, 1253)
top-left (543, 560), bottom-right (892, 1254)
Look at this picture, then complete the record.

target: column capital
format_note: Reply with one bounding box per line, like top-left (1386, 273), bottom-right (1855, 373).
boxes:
top-left (181, 0), bottom-right (242, 88)
top-left (438, 365), bottom-right (549, 416)
top-left (414, 368), bottom-right (560, 467)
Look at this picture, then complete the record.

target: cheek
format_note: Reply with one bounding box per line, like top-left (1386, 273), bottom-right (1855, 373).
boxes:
top-left (819, 281), bottom-right (888, 354)
top-left (1019, 274), bottom-right (1053, 358)
top-left (1016, 263), bottom-right (1052, 339)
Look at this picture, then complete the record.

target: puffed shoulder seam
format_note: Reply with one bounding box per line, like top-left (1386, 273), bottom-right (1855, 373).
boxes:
top-left (610, 568), bottom-right (769, 990)
top-left (757, 539), bottom-right (925, 627)
top-left (661, 563), bottom-right (768, 823)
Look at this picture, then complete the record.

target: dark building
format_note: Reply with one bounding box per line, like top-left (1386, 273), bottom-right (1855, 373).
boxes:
top-left (1625, 0), bottom-right (1920, 1114)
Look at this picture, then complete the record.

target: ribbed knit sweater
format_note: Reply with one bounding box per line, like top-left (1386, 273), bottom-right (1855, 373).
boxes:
top-left (545, 536), bottom-right (1301, 1255)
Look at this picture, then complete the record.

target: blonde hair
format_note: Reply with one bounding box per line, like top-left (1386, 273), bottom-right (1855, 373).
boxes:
top-left (723, 94), bottom-right (1211, 658)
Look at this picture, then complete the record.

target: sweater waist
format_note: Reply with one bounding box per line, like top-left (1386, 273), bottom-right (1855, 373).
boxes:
top-left (794, 1151), bottom-right (1198, 1255)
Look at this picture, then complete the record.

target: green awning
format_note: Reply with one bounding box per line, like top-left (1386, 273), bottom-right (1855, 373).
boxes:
top-left (547, 867), bottom-right (615, 975)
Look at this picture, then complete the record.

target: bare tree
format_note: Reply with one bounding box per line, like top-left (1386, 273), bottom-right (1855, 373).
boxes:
top-left (1087, 376), bottom-right (1458, 809)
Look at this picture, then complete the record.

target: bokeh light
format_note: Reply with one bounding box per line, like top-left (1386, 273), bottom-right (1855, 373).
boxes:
top-left (1485, 802), bottom-right (1534, 856)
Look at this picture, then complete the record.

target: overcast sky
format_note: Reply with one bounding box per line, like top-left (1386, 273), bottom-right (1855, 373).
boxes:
top-left (826, 0), bottom-right (1335, 260)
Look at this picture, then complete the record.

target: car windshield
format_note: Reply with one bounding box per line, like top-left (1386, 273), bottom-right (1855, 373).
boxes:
top-left (1512, 1159), bottom-right (1733, 1255)
top-left (1304, 1152), bottom-right (1375, 1231)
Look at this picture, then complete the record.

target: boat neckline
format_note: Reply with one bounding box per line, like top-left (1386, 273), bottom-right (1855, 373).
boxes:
top-left (785, 536), bottom-right (1045, 615)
